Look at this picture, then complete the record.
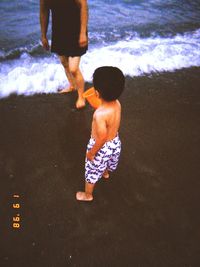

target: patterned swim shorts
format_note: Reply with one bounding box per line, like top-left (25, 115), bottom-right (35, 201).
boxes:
top-left (85, 135), bottom-right (121, 184)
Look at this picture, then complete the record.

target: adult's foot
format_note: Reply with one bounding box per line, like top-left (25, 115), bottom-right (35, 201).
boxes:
top-left (76, 191), bottom-right (93, 201)
top-left (76, 97), bottom-right (86, 109)
top-left (58, 86), bottom-right (75, 94)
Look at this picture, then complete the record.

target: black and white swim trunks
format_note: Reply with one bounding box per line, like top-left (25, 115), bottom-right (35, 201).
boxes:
top-left (85, 135), bottom-right (121, 184)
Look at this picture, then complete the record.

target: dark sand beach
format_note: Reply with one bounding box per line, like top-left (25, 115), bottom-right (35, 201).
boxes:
top-left (1, 67), bottom-right (200, 266)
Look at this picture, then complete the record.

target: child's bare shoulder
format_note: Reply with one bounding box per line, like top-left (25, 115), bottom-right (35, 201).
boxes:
top-left (93, 101), bottom-right (121, 121)
top-left (93, 107), bottom-right (107, 121)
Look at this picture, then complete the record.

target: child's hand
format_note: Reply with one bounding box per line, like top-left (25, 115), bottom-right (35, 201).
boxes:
top-left (86, 151), bottom-right (95, 161)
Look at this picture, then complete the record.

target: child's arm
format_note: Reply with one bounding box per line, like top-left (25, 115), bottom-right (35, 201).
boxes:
top-left (87, 112), bottom-right (107, 161)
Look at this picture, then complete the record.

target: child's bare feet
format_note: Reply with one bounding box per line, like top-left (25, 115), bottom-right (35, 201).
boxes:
top-left (76, 191), bottom-right (93, 201)
top-left (76, 96), bottom-right (86, 109)
top-left (103, 170), bottom-right (109, 179)
top-left (58, 86), bottom-right (75, 94)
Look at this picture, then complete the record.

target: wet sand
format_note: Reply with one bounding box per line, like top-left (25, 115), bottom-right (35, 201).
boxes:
top-left (1, 67), bottom-right (200, 266)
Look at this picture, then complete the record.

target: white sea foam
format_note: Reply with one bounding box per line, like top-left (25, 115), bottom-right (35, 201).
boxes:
top-left (82, 29), bottom-right (200, 80)
top-left (0, 57), bottom-right (66, 98)
top-left (0, 29), bottom-right (200, 98)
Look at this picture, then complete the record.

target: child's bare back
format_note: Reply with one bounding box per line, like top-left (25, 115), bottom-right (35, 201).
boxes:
top-left (91, 100), bottom-right (121, 141)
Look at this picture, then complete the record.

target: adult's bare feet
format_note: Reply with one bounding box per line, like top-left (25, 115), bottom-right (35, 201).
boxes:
top-left (58, 86), bottom-right (75, 94)
top-left (76, 96), bottom-right (86, 109)
top-left (76, 191), bottom-right (93, 201)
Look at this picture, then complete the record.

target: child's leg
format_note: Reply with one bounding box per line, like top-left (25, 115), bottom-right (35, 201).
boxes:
top-left (76, 182), bottom-right (95, 201)
top-left (103, 137), bottom-right (121, 179)
top-left (103, 169), bottom-right (109, 179)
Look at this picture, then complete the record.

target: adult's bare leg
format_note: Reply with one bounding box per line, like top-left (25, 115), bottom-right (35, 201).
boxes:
top-left (68, 56), bottom-right (85, 109)
top-left (59, 56), bottom-right (76, 93)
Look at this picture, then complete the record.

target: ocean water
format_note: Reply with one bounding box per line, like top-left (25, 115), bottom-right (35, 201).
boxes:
top-left (0, 0), bottom-right (200, 98)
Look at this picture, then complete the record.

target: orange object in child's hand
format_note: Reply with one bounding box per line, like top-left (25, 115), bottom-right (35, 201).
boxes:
top-left (83, 87), bottom-right (101, 109)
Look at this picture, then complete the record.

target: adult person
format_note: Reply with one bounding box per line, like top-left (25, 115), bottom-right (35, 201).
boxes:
top-left (40, 0), bottom-right (88, 109)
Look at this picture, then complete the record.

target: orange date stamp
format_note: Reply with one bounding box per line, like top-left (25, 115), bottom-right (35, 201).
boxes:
top-left (12, 194), bottom-right (21, 229)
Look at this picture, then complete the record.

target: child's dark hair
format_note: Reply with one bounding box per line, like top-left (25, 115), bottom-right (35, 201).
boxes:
top-left (93, 66), bottom-right (125, 101)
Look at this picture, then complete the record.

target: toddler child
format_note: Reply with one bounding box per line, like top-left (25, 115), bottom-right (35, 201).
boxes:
top-left (76, 66), bottom-right (125, 201)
